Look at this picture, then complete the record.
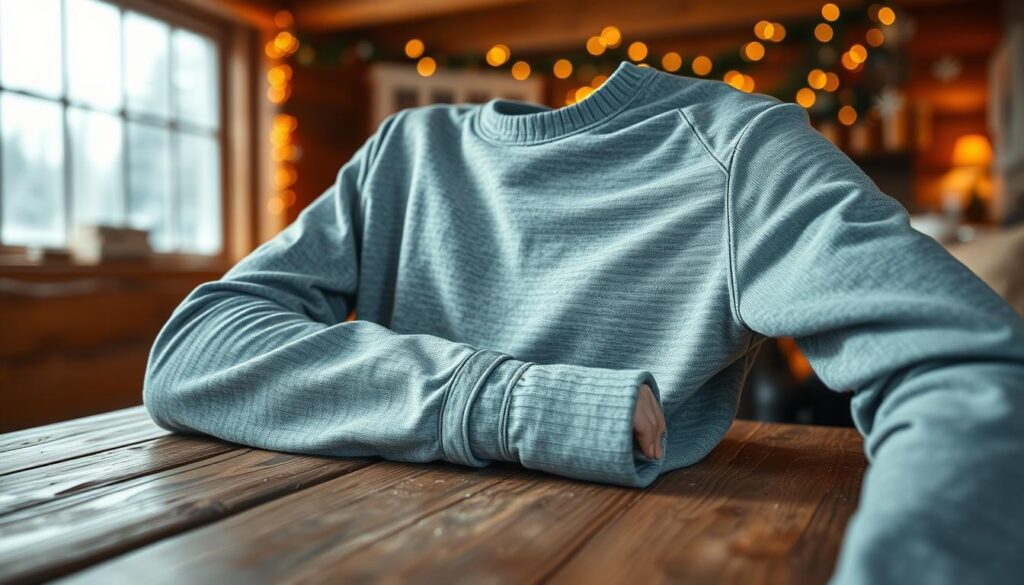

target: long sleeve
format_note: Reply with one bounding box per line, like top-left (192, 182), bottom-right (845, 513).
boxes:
top-left (727, 103), bottom-right (1024, 584)
top-left (142, 114), bottom-right (666, 488)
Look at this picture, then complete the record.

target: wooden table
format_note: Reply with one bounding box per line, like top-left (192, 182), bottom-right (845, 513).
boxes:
top-left (0, 406), bottom-right (866, 585)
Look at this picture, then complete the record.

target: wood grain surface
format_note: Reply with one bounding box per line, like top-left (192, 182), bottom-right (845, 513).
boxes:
top-left (0, 406), bottom-right (866, 585)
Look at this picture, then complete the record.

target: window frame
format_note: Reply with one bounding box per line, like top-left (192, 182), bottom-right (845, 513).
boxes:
top-left (0, 0), bottom-right (233, 269)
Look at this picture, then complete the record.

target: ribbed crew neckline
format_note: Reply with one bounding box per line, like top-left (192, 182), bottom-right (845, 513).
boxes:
top-left (475, 60), bottom-right (656, 145)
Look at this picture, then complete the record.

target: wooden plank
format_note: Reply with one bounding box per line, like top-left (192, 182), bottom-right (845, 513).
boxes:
top-left (0, 449), bottom-right (374, 584)
top-left (288, 468), bottom-right (646, 584)
top-left (0, 436), bottom-right (236, 515)
top-left (0, 407), bottom-right (167, 476)
top-left (56, 462), bottom-right (521, 584)
top-left (547, 422), bottom-right (865, 585)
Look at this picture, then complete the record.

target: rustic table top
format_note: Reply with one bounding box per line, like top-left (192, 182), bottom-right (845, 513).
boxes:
top-left (0, 406), bottom-right (866, 585)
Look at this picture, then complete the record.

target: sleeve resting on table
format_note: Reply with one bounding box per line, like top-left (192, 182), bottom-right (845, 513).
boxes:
top-left (142, 112), bottom-right (665, 489)
top-left (726, 102), bottom-right (1024, 585)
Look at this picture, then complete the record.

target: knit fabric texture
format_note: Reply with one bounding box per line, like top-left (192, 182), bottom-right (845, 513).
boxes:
top-left (144, 60), bottom-right (1024, 584)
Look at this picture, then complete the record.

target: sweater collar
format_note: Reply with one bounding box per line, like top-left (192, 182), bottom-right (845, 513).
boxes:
top-left (474, 60), bottom-right (655, 146)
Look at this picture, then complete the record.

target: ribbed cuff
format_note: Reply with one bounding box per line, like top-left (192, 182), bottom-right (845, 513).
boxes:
top-left (466, 357), bottom-right (666, 488)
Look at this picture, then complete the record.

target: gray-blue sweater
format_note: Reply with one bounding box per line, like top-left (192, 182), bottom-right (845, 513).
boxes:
top-left (144, 60), bottom-right (1024, 584)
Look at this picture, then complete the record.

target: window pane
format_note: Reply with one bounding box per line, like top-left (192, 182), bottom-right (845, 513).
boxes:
top-left (0, 0), bottom-right (63, 97)
top-left (66, 0), bottom-right (122, 110)
top-left (0, 92), bottom-right (65, 247)
top-left (124, 12), bottom-right (169, 118)
top-left (173, 29), bottom-right (218, 129)
top-left (69, 108), bottom-right (123, 229)
top-left (177, 133), bottom-right (221, 254)
top-left (127, 122), bottom-right (172, 251)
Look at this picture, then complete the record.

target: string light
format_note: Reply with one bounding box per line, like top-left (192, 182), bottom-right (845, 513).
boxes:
top-left (553, 59), bottom-right (573, 79)
top-left (404, 39), bottom-right (424, 59)
top-left (743, 41), bottom-right (765, 61)
top-left (754, 20), bottom-right (775, 41)
top-left (878, 6), bottom-right (896, 25)
top-left (627, 41), bottom-right (648, 62)
top-left (417, 56), bottom-right (437, 76)
top-left (807, 69), bottom-right (827, 89)
top-left (849, 43), bottom-right (868, 63)
top-left (575, 86), bottom-right (595, 102)
top-left (511, 61), bottom-right (531, 80)
top-left (691, 55), bottom-right (712, 76)
top-left (824, 72), bottom-right (840, 91)
top-left (838, 105), bottom-right (858, 125)
top-left (600, 26), bottom-right (622, 48)
top-left (586, 36), bottom-right (607, 56)
top-left (740, 74), bottom-right (756, 93)
top-left (267, 11), bottom-right (299, 218)
top-left (486, 44), bottom-right (510, 67)
top-left (814, 23), bottom-right (834, 42)
top-left (591, 74), bottom-right (608, 87)
top-left (796, 87), bottom-right (816, 108)
top-left (866, 28), bottom-right (885, 47)
top-left (821, 3), bottom-right (840, 22)
top-left (661, 52), bottom-right (682, 72)
top-left (724, 70), bottom-right (744, 90)
top-left (770, 22), bottom-right (786, 42)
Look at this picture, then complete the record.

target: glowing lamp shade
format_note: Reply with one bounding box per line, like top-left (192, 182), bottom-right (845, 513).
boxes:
top-left (952, 134), bottom-right (993, 167)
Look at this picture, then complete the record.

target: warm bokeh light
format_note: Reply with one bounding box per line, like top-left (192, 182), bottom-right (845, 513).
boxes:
top-left (553, 58), bottom-right (573, 79)
top-left (770, 22), bottom-right (787, 42)
top-left (849, 44), bottom-right (868, 63)
top-left (267, 196), bottom-right (285, 216)
top-left (724, 70), bottom-right (744, 90)
top-left (627, 41), bottom-right (648, 62)
top-left (273, 31), bottom-right (298, 54)
top-left (822, 3), bottom-right (840, 22)
top-left (866, 28), bottom-right (885, 47)
top-left (565, 87), bottom-right (577, 105)
top-left (754, 20), bottom-right (775, 41)
top-left (814, 23), bottom-right (834, 42)
top-left (841, 52), bottom-right (860, 70)
top-left (281, 189), bottom-right (297, 207)
top-left (591, 74), bottom-right (607, 87)
top-left (575, 86), bottom-right (595, 102)
top-left (267, 64), bottom-right (291, 86)
top-left (661, 51), bottom-right (682, 72)
top-left (741, 74), bottom-right (755, 93)
top-left (744, 41), bottom-right (765, 61)
top-left (796, 87), bottom-right (816, 108)
top-left (878, 6), bottom-right (896, 25)
top-left (586, 36), bottom-right (606, 56)
top-left (952, 134), bottom-right (994, 167)
top-left (417, 56), bottom-right (437, 76)
top-left (273, 113), bottom-right (298, 132)
top-left (274, 165), bottom-right (297, 189)
top-left (511, 60), bottom-right (531, 80)
top-left (404, 38), bottom-right (424, 59)
top-left (273, 10), bottom-right (294, 29)
top-left (692, 55), bottom-right (712, 76)
top-left (600, 26), bottom-right (622, 48)
top-left (838, 105), bottom-right (858, 125)
top-left (824, 71), bottom-right (840, 91)
top-left (808, 69), bottom-right (827, 89)
top-left (486, 44), bottom-right (510, 67)
top-left (267, 85), bottom-right (290, 103)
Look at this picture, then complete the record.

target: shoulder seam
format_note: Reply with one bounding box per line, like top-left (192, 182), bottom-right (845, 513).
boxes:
top-left (722, 101), bottom-right (798, 331)
top-left (675, 109), bottom-right (728, 175)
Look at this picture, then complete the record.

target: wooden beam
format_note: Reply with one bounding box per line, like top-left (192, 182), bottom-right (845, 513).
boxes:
top-left (294, 0), bottom-right (536, 30)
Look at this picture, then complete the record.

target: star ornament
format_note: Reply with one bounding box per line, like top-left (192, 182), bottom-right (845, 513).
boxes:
top-left (872, 87), bottom-right (905, 118)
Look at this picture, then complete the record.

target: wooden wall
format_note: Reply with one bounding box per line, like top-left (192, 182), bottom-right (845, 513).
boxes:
top-left (0, 268), bottom-right (220, 432)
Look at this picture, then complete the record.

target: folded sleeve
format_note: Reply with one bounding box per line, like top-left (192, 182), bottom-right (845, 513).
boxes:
top-left (143, 112), bottom-right (664, 488)
top-left (726, 102), bottom-right (1024, 584)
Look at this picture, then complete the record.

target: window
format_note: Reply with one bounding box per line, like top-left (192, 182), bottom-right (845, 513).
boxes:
top-left (0, 0), bottom-right (222, 255)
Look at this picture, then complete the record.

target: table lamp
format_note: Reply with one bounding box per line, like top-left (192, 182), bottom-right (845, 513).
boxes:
top-left (942, 134), bottom-right (994, 223)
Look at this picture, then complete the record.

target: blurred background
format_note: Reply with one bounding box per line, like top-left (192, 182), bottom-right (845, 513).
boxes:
top-left (1, 0), bottom-right (1022, 432)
